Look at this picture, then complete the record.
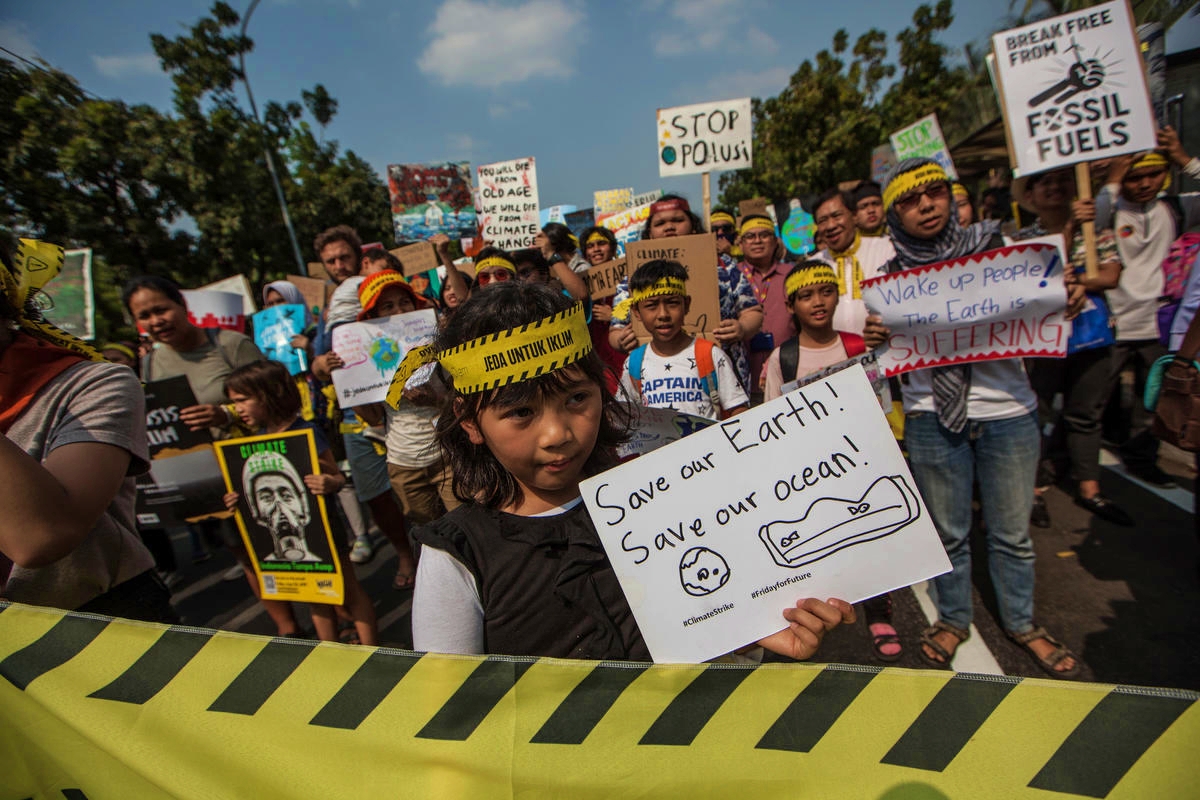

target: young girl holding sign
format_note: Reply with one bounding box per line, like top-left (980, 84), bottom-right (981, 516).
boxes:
top-left (222, 360), bottom-right (378, 645)
top-left (399, 281), bottom-right (854, 660)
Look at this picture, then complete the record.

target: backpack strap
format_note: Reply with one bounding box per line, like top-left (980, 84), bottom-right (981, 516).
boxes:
top-left (778, 336), bottom-right (800, 384)
top-left (693, 338), bottom-right (722, 415)
top-left (627, 343), bottom-right (648, 402)
top-left (1164, 195), bottom-right (1184, 239)
top-left (838, 331), bottom-right (866, 357)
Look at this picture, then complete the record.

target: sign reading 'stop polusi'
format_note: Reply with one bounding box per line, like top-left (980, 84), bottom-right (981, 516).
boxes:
top-left (991, 0), bottom-right (1155, 176)
top-left (657, 98), bottom-right (752, 177)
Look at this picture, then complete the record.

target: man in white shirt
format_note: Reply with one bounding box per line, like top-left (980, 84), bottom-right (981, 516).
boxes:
top-left (813, 187), bottom-right (896, 336)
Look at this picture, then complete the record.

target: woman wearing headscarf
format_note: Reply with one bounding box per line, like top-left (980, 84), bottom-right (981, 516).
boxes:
top-left (1, 240), bottom-right (174, 621)
top-left (864, 158), bottom-right (1085, 679)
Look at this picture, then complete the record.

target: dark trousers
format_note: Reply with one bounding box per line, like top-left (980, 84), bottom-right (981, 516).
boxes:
top-left (1028, 346), bottom-right (1114, 484)
top-left (1111, 339), bottom-right (1167, 469)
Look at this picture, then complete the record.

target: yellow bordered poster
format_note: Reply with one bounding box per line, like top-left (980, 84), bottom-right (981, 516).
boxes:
top-left (214, 429), bottom-right (344, 604)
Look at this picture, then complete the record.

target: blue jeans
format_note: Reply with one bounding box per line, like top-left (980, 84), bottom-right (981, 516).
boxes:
top-left (905, 411), bottom-right (1040, 635)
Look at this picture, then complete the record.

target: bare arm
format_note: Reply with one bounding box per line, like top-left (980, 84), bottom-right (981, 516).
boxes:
top-left (432, 233), bottom-right (470, 307)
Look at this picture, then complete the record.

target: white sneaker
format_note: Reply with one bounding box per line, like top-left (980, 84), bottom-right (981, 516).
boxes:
top-left (222, 565), bottom-right (245, 581)
top-left (349, 535), bottom-right (375, 564)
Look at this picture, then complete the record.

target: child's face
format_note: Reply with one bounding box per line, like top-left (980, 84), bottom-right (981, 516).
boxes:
top-left (228, 389), bottom-right (267, 428)
top-left (633, 294), bottom-right (690, 346)
top-left (788, 283), bottom-right (839, 330)
top-left (374, 285), bottom-right (416, 317)
top-left (462, 367), bottom-right (603, 513)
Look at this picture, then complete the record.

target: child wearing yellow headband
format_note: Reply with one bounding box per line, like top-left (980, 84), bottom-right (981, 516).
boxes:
top-left (762, 261), bottom-right (866, 403)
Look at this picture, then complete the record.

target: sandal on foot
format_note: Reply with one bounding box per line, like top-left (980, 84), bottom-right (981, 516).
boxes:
top-left (868, 623), bottom-right (903, 662)
top-left (392, 569), bottom-right (415, 591)
top-left (918, 621), bottom-right (969, 670)
top-left (1008, 626), bottom-right (1083, 680)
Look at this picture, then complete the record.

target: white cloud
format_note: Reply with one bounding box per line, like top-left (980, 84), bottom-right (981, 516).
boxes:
top-left (706, 66), bottom-right (791, 100)
top-left (417, 0), bottom-right (583, 88)
top-left (488, 99), bottom-right (532, 119)
top-left (446, 133), bottom-right (477, 156)
top-left (0, 20), bottom-right (38, 61)
top-left (92, 52), bottom-right (160, 79)
top-left (653, 0), bottom-right (777, 57)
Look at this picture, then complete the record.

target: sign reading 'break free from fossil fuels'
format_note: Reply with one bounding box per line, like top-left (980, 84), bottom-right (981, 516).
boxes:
top-left (581, 365), bottom-right (950, 663)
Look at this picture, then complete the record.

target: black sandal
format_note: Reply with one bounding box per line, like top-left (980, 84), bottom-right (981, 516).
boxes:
top-left (1008, 626), bottom-right (1083, 680)
top-left (919, 621), bottom-right (969, 670)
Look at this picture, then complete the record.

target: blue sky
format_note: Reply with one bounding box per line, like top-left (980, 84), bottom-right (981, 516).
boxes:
top-left (2, 0), bottom-right (1016, 215)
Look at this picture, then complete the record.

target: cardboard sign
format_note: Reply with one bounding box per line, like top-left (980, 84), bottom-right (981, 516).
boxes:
top-left (387, 161), bottom-right (477, 241)
top-left (860, 244), bottom-right (1069, 377)
top-left (600, 201), bottom-right (654, 256)
top-left (738, 197), bottom-right (771, 219)
top-left (871, 143), bottom-right (898, 183)
top-left (200, 275), bottom-right (258, 315)
top-left (391, 241), bottom-right (440, 277)
top-left (307, 261), bottom-right (330, 281)
top-left (889, 114), bottom-right (958, 179)
top-left (252, 304), bottom-right (308, 376)
top-left (181, 289), bottom-right (245, 332)
top-left (594, 188), bottom-right (633, 216)
top-left (990, 0), bottom-right (1155, 176)
top-left (42, 248), bottom-right (94, 341)
top-left (617, 403), bottom-right (715, 461)
top-left (286, 274), bottom-right (332, 318)
top-left (476, 157), bottom-right (539, 250)
top-left (330, 308), bottom-right (438, 406)
top-left (657, 98), bottom-right (753, 177)
top-left (585, 257), bottom-right (628, 300)
top-left (134, 376), bottom-right (227, 528)
top-left (581, 365), bottom-right (950, 663)
top-left (625, 233), bottom-right (722, 342)
top-left (215, 429), bottom-right (344, 605)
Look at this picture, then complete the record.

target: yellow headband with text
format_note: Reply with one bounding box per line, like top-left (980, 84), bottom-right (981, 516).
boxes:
top-left (739, 217), bottom-right (775, 236)
top-left (1, 239), bottom-right (102, 360)
top-left (710, 212), bottom-right (736, 227)
top-left (951, 182), bottom-right (969, 199)
top-left (785, 265), bottom-right (839, 299)
top-left (385, 303), bottom-right (592, 406)
top-left (883, 164), bottom-right (949, 210)
top-left (585, 231), bottom-right (609, 246)
top-left (475, 256), bottom-right (516, 275)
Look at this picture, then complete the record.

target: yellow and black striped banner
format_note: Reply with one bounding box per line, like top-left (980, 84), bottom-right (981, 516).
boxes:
top-left (2, 601), bottom-right (1197, 798)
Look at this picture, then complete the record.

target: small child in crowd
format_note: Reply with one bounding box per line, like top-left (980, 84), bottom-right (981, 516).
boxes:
top-left (222, 360), bottom-right (378, 645)
top-left (618, 259), bottom-right (748, 421)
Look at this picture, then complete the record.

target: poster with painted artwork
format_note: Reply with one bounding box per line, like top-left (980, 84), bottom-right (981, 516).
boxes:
top-left (600, 201), bottom-right (654, 256)
top-left (564, 208), bottom-right (596, 239)
top-left (252, 304), bottom-right (308, 376)
top-left (215, 429), bottom-right (344, 605)
top-left (330, 308), bottom-right (438, 406)
top-left (581, 365), bottom-right (950, 663)
top-left (476, 157), bottom-right (540, 250)
top-left (41, 248), bottom-right (94, 341)
top-left (387, 161), bottom-right (477, 241)
top-left (181, 290), bottom-right (245, 332)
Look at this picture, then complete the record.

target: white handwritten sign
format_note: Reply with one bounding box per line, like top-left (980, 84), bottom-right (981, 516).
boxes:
top-left (331, 309), bottom-right (438, 406)
top-left (781, 348), bottom-right (893, 410)
top-left (582, 366), bottom-right (950, 663)
top-left (860, 244), bottom-right (1068, 377)
top-left (657, 98), bottom-right (752, 178)
top-left (476, 157), bottom-right (539, 250)
top-left (617, 404), bottom-right (715, 461)
top-left (991, 0), bottom-right (1155, 176)
top-left (889, 114), bottom-right (957, 179)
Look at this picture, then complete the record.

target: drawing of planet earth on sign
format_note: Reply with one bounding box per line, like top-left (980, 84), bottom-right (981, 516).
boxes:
top-left (369, 337), bottom-right (400, 375)
top-left (679, 547), bottom-right (731, 596)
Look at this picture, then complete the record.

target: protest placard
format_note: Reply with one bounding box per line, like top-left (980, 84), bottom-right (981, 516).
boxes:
top-left (860, 243), bottom-right (1069, 377)
top-left (200, 275), bottom-right (257, 316)
top-left (476, 157), bottom-right (539, 250)
top-left (990, 0), bottom-right (1155, 176)
top-left (181, 289), bottom-right (245, 332)
top-left (564, 208), bottom-right (596, 239)
top-left (330, 308), bottom-right (438, 406)
top-left (585, 257), bottom-right (628, 300)
top-left (387, 162), bottom-right (477, 241)
top-left (871, 143), bottom-right (898, 183)
top-left (781, 347), bottom-right (892, 410)
top-left (594, 188), bottom-right (633, 217)
top-left (657, 98), bottom-right (753, 177)
top-left (252, 304), bottom-right (308, 376)
top-left (889, 114), bottom-right (958, 179)
top-left (617, 404), bottom-right (714, 461)
top-left (287, 274), bottom-right (331, 319)
top-left (134, 376), bottom-right (228, 528)
top-left (215, 429), bottom-right (344, 605)
top-left (582, 365), bottom-right (949, 663)
top-left (625, 233), bottom-right (722, 342)
top-left (391, 241), bottom-right (440, 277)
top-left (600, 201), bottom-right (654, 256)
top-left (540, 204), bottom-right (576, 226)
top-left (42, 248), bottom-right (94, 341)
top-left (631, 189), bottom-right (664, 208)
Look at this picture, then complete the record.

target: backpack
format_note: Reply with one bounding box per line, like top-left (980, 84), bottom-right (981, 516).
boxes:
top-left (1156, 197), bottom-right (1200, 345)
top-left (627, 337), bottom-right (723, 416)
top-left (778, 332), bottom-right (866, 384)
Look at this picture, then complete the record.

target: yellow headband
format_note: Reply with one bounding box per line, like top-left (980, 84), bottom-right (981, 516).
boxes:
top-left (475, 256), bottom-right (516, 275)
top-left (883, 164), bottom-right (949, 210)
top-left (951, 182), bottom-right (969, 199)
top-left (785, 266), bottom-right (839, 299)
top-left (711, 212), bottom-right (736, 227)
top-left (1, 239), bottom-right (102, 361)
top-left (585, 231), bottom-right (609, 246)
top-left (101, 342), bottom-right (136, 361)
top-left (739, 217), bottom-right (775, 236)
top-left (1131, 152), bottom-right (1169, 171)
top-left (631, 277), bottom-right (687, 305)
top-left (385, 303), bottom-right (592, 406)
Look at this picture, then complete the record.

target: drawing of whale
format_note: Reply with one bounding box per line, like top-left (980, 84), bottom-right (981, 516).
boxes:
top-left (758, 476), bottom-right (921, 568)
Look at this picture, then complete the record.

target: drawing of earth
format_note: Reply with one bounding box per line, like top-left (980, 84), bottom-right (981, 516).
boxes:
top-left (679, 547), bottom-right (731, 597)
top-left (369, 337), bottom-right (400, 375)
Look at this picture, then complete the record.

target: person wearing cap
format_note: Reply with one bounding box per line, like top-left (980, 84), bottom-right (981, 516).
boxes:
top-left (814, 187), bottom-right (896, 336)
top-left (735, 213), bottom-right (795, 401)
top-left (1091, 126), bottom-right (1200, 487)
top-left (864, 158), bottom-right (1084, 679)
top-left (853, 181), bottom-right (885, 237)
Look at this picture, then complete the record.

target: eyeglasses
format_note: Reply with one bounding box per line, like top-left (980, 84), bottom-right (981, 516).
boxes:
top-left (894, 182), bottom-right (950, 213)
top-left (741, 232), bottom-right (774, 243)
top-left (476, 269), bottom-right (513, 286)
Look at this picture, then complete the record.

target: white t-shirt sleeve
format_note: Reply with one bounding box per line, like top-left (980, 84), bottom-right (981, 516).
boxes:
top-left (412, 547), bottom-right (485, 654)
top-left (712, 344), bottom-right (749, 410)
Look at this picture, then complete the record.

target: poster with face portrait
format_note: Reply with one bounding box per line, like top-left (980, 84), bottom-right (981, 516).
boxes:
top-left (215, 429), bottom-right (344, 605)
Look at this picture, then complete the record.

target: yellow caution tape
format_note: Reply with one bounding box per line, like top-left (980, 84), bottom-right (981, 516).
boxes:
top-left (1, 601), bottom-right (1197, 798)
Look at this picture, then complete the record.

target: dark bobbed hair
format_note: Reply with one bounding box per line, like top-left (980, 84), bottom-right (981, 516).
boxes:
top-left (640, 194), bottom-right (705, 240)
top-left (434, 282), bottom-right (629, 509)
top-left (629, 259), bottom-right (688, 293)
top-left (814, 187), bottom-right (855, 215)
top-left (512, 248), bottom-right (550, 276)
top-left (542, 222), bottom-right (577, 254)
top-left (853, 180), bottom-right (882, 204)
top-left (122, 275), bottom-right (186, 315)
top-left (225, 360), bottom-right (302, 424)
top-left (785, 259), bottom-right (838, 301)
top-left (579, 225), bottom-right (617, 253)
